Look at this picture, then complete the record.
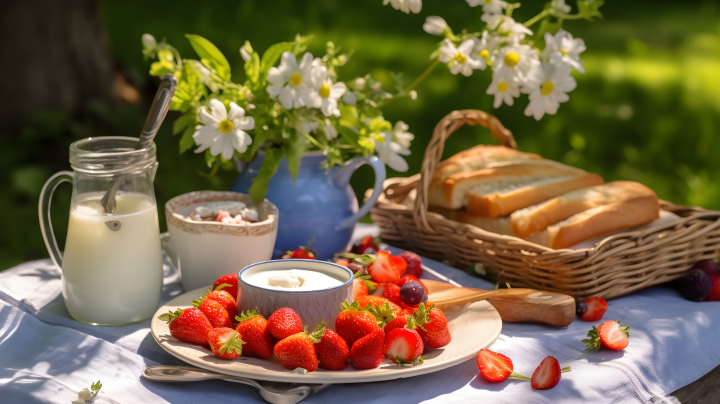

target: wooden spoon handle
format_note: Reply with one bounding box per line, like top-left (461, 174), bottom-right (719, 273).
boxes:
top-left (426, 280), bottom-right (575, 327)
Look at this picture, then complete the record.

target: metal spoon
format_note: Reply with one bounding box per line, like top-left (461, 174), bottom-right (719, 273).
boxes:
top-left (142, 366), bottom-right (331, 404)
top-left (100, 74), bottom-right (178, 213)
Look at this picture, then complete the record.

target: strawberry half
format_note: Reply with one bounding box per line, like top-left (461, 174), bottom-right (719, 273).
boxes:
top-left (531, 356), bottom-right (564, 390)
top-left (207, 328), bottom-right (246, 359)
top-left (581, 296), bottom-right (608, 322)
top-left (235, 309), bottom-right (274, 359)
top-left (583, 320), bottom-right (630, 350)
top-left (274, 322), bottom-right (324, 372)
top-left (349, 328), bottom-right (386, 369)
top-left (476, 349), bottom-right (515, 383)
top-left (213, 274), bottom-right (239, 301)
top-left (315, 329), bottom-right (350, 371)
top-left (385, 328), bottom-right (424, 367)
top-left (368, 251), bottom-right (402, 283)
top-left (352, 278), bottom-right (369, 301)
top-left (158, 307), bottom-right (213, 345)
top-left (267, 308), bottom-right (304, 340)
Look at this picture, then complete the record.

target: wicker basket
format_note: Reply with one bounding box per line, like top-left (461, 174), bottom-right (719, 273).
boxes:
top-left (369, 109), bottom-right (720, 299)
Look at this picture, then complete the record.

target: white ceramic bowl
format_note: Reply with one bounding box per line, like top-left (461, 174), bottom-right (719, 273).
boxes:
top-left (237, 260), bottom-right (353, 331)
top-left (165, 191), bottom-right (279, 292)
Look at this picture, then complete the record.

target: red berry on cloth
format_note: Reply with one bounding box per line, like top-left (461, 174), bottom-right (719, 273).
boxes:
top-left (581, 297), bottom-right (608, 322)
top-left (531, 356), bottom-right (563, 390)
top-left (476, 349), bottom-right (514, 383)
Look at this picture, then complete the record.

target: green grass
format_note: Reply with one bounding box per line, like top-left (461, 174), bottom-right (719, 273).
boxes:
top-left (2, 0), bottom-right (720, 271)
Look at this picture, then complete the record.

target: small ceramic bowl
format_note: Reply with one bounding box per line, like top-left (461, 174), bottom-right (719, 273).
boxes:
top-left (237, 260), bottom-right (353, 331)
top-left (166, 191), bottom-right (279, 292)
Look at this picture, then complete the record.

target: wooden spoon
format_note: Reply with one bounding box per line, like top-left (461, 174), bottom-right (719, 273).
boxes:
top-left (424, 279), bottom-right (576, 327)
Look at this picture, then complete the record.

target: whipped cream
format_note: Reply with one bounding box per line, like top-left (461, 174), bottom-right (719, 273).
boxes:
top-left (243, 269), bottom-right (343, 291)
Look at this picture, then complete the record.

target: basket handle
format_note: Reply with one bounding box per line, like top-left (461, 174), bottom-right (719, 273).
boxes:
top-left (413, 109), bottom-right (517, 233)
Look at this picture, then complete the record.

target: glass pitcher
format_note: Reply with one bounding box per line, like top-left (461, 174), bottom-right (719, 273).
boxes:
top-left (39, 137), bottom-right (163, 325)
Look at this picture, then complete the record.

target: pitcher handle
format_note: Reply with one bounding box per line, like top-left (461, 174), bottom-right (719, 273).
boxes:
top-left (38, 171), bottom-right (74, 270)
top-left (334, 156), bottom-right (386, 231)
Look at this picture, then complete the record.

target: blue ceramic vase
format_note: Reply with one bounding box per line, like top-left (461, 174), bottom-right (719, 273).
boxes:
top-left (230, 152), bottom-right (386, 260)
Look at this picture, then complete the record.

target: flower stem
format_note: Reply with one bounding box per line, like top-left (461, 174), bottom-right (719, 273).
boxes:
top-left (523, 9), bottom-right (549, 28)
top-left (405, 59), bottom-right (440, 93)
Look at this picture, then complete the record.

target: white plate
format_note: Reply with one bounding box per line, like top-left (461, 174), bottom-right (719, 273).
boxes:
top-left (151, 286), bottom-right (502, 384)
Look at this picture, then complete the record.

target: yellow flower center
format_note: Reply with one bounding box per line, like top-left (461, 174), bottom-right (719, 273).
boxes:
top-left (487, 59), bottom-right (493, 66)
top-left (497, 81), bottom-right (509, 93)
top-left (319, 83), bottom-right (331, 98)
top-left (541, 81), bottom-right (554, 96)
top-left (290, 73), bottom-right (303, 86)
top-left (371, 133), bottom-right (385, 144)
top-left (479, 50), bottom-right (490, 59)
top-left (484, 0), bottom-right (493, 3)
top-left (504, 52), bottom-right (519, 67)
top-left (218, 119), bottom-right (234, 133)
top-left (454, 52), bottom-right (467, 64)
top-left (561, 49), bottom-right (569, 56)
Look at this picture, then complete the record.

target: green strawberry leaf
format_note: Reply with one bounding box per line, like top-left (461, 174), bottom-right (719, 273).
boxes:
top-left (582, 325), bottom-right (601, 349)
top-left (236, 308), bottom-right (261, 323)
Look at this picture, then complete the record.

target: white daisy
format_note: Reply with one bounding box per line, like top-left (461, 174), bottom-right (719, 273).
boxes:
top-left (423, 16), bottom-right (448, 36)
top-left (193, 99), bottom-right (254, 159)
top-left (481, 12), bottom-right (504, 29)
top-left (438, 38), bottom-right (481, 77)
top-left (266, 52), bottom-right (324, 109)
top-left (470, 31), bottom-right (499, 70)
top-left (486, 76), bottom-right (520, 108)
top-left (551, 0), bottom-right (571, 14)
top-left (522, 57), bottom-right (577, 120)
top-left (296, 120), bottom-right (319, 134)
top-left (392, 121), bottom-right (414, 148)
top-left (383, 0), bottom-right (422, 14)
top-left (373, 130), bottom-right (411, 172)
top-left (467, 0), bottom-right (508, 15)
top-left (342, 91), bottom-right (358, 105)
top-left (309, 77), bottom-right (347, 117)
top-left (496, 16), bottom-right (533, 42)
top-left (541, 29), bottom-right (587, 73)
top-left (494, 43), bottom-right (538, 82)
top-left (322, 119), bottom-right (338, 141)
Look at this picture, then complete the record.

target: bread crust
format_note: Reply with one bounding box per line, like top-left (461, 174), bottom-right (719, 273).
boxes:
top-left (467, 173), bottom-right (604, 218)
top-left (511, 181), bottom-right (657, 238)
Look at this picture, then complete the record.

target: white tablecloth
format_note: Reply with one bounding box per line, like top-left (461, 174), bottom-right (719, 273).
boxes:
top-left (0, 225), bottom-right (714, 403)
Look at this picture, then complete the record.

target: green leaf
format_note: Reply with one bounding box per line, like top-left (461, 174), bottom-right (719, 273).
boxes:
top-left (577, 0), bottom-right (604, 20)
top-left (149, 50), bottom-right (175, 76)
top-left (260, 42), bottom-right (295, 73)
top-left (338, 104), bottom-right (358, 128)
top-left (536, 18), bottom-right (561, 41)
top-left (170, 61), bottom-right (203, 112)
top-left (326, 145), bottom-right (344, 168)
top-left (249, 148), bottom-right (283, 202)
top-left (337, 125), bottom-right (360, 147)
top-left (582, 325), bottom-right (601, 349)
top-left (283, 129), bottom-right (308, 184)
top-left (179, 126), bottom-right (196, 154)
top-left (173, 112), bottom-right (196, 135)
top-left (185, 34), bottom-right (231, 80)
top-left (245, 51), bottom-right (261, 83)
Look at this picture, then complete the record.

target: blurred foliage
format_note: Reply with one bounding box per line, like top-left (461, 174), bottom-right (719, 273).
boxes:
top-left (2, 0), bottom-right (720, 271)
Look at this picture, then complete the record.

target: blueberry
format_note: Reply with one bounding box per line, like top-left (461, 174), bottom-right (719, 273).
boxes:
top-left (679, 269), bottom-right (712, 302)
top-left (576, 301), bottom-right (586, 318)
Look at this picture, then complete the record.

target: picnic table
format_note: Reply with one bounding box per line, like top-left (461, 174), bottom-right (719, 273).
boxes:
top-left (1, 224), bottom-right (718, 404)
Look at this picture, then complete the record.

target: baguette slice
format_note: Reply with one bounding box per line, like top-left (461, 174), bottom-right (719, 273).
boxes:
top-left (511, 181), bottom-right (658, 238)
top-left (432, 145), bottom-right (543, 183)
top-left (432, 162), bottom-right (587, 210)
top-left (467, 173), bottom-right (604, 218)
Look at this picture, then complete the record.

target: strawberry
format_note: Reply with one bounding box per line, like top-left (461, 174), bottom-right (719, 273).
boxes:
top-left (384, 315), bottom-right (410, 338)
top-left (476, 349), bottom-right (515, 383)
top-left (235, 309), bottom-right (273, 359)
top-left (385, 328), bottom-right (424, 367)
top-left (397, 251), bottom-right (423, 278)
top-left (583, 320), bottom-right (630, 350)
top-left (413, 304), bottom-right (451, 349)
top-left (315, 329), bottom-right (350, 371)
top-left (351, 236), bottom-right (380, 254)
top-left (531, 356), bottom-right (564, 390)
top-left (335, 301), bottom-right (382, 348)
top-left (397, 275), bottom-right (427, 294)
top-left (353, 278), bottom-right (369, 301)
top-left (195, 298), bottom-right (233, 328)
top-left (267, 308), bottom-right (304, 340)
top-left (706, 276), bottom-right (720, 301)
top-left (273, 322), bottom-right (325, 372)
top-left (193, 286), bottom-right (238, 321)
top-left (367, 251), bottom-right (403, 283)
top-left (380, 282), bottom-right (402, 306)
top-left (207, 327), bottom-right (246, 360)
top-left (213, 274), bottom-right (239, 301)
top-left (335, 258), bottom-right (350, 267)
top-left (355, 295), bottom-right (405, 319)
top-left (581, 296), bottom-right (608, 322)
top-left (349, 328), bottom-right (386, 369)
top-left (281, 240), bottom-right (317, 259)
top-left (158, 307), bottom-right (213, 345)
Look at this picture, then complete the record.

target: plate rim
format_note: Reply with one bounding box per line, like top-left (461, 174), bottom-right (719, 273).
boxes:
top-left (151, 286), bottom-right (502, 383)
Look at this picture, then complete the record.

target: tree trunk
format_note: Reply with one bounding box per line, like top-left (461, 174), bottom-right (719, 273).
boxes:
top-left (0, 0), bottom-right (116, 128)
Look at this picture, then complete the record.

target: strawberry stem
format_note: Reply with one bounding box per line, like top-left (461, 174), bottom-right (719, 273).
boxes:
top-left (214, 283), bottom-right (233, 291)
top-left (509, 372), bottom-right (531, 381)
top-left (561, 366), bottom-right (572, 373)
top-left (235, 308), bottom-right (261, 323)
